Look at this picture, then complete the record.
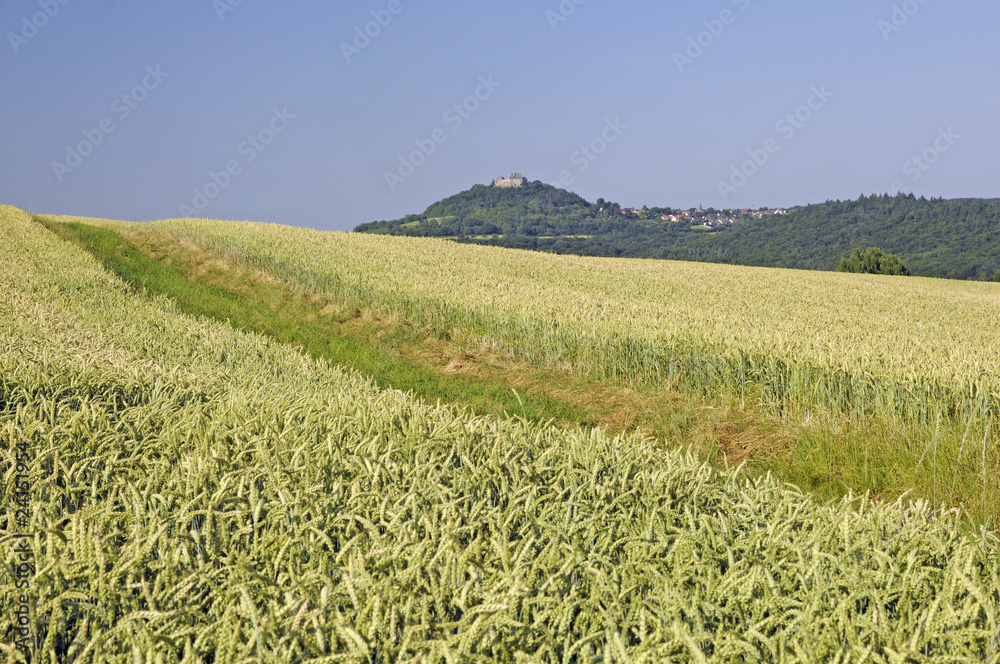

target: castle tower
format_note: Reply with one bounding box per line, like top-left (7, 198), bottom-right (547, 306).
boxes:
top-left (494, 173), bottom-right (526, 188)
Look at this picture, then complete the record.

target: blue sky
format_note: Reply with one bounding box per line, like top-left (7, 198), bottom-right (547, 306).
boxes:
top-left (1, 1), bottom-right (997, 231)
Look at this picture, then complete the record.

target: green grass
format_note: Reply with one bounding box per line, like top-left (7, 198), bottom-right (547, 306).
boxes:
top-left (39, 219), bottom-right (592, 427)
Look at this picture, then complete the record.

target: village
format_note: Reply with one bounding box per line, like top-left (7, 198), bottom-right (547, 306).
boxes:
top-left (492, 173), bottom-right (790, 230)
top-left (619, 205), bottom-right (790, 228)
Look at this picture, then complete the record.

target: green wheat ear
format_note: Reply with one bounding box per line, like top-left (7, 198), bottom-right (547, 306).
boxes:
top-left (510, 388), bottom-right (526, 421)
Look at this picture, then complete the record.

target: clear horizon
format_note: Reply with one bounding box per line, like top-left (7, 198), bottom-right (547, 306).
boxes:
top-left (2, 1), bottom-right (997, 231)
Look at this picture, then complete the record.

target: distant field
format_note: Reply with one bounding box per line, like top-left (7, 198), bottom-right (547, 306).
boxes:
top-left (6, 207), bottom-right (1000, 661)
top-left (399, 216), bottom-right (454, 229)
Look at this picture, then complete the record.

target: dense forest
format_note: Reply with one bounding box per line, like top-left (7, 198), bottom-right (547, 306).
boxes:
top-left (679, 194), bottom-right (1000, 280)
top-left (355, 182), bottom-right (1000, 280)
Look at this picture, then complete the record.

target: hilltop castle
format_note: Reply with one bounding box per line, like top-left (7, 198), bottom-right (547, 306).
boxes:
top-left (494, 173), bottom-right (526, 188)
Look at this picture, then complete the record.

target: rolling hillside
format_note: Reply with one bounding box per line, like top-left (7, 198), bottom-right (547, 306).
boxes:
top-left (358, 184), bottom-right (1000, 280)
top-left (60, 211), bottom-right (1000, 519)
top-left (5, 204), bottom-right (1000, 662)
top-left (678, 195), bottom-right (1000, 279)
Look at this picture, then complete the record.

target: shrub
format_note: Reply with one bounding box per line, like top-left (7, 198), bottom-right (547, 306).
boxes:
top-left (837, 247), bottom-right (910, 276)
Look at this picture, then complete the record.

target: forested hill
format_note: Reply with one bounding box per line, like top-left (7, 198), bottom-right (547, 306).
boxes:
top-left (356, 184), bottom-right (1000, 281)
top-left (676, 195), bottom-right (1000, 280)
top-left (354, 180), bottom-right (724, 248)
top-left (355, 180), bottom-right (602, 237)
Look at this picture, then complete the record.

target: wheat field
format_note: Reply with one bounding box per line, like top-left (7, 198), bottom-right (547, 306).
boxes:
top-left (96, 216), bottom-right (1000, 425)
top-left (4, 207), bottom-right (1000, 662)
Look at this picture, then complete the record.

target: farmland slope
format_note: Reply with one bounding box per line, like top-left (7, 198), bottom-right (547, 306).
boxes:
top-left (51, 213), bottom-right (1000, 519)
top-left (131, 216), bottom-right (1000, 420)
top-left (4, 207), bottom-right (1000, 660)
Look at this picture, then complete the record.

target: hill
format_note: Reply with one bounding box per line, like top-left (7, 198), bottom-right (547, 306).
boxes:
top-left (675, 194), bottom-right (1000, 280)
top-left (356, 179), bottom-right (605, 238)
top-left (357, 185), bottom-right (1000, 280)
top-left (356, 179), bottom-right (745, 259)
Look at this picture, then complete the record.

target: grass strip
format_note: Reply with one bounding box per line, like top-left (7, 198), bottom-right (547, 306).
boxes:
top-left (38, 219), bottom-right (598, 426)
